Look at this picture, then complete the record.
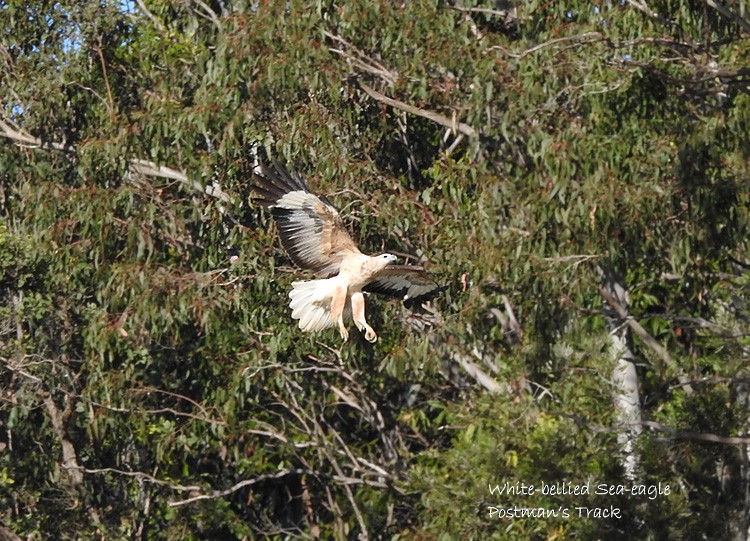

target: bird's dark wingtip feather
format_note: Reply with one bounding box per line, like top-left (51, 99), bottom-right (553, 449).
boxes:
top-left (251, 160), bottom-right (312, 205)
top-left (269, 160), bottom-right (311, 193)
top-left (403, 284), bottom-right (448, 307)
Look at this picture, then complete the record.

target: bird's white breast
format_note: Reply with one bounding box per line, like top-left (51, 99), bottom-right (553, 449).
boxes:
top-left (338, 254), bottom-right (378, 291)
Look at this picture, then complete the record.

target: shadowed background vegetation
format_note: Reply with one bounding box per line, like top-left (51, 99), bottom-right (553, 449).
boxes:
top-left (1, 0), bottom-right (749, 539)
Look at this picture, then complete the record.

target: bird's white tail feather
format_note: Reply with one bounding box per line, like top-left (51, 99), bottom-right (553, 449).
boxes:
top-left (288, 279), bottom-right (350, 333)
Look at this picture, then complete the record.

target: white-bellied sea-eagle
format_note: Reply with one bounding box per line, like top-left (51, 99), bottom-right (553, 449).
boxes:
top-left (252, 161), bottom-right (442, 343)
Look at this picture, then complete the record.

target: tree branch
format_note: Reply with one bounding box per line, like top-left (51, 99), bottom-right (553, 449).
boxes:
top-left (81, 467), bottom-right (204, 491)
top-left (515, 32), bottom-right (604, 59)
top-left (192, 0), bottom-right (223, 32)
top-left (167, 469), bottom-right (311, 508)
top-left (324, 31), bottom-right (398, 85)
top-left (625, 0), bottom-right (673, 27)
top-left (450, 4), bottom-right (516, 19)
top-left (599, 286), bottom-right (674, 368)
top-left (0, 120), bottom-right (231, 202)
top-left (82, 465), bottom-right (344, 509)
top-left (0, 119), bottom-right (70, 150)
top-left (357, 81), bottom-right (478, 138)
top-left (624, 419), bottom-right (750, 445)
top-left (451, 352), bottom-right (508, 393)
top-left (705, 0), bottom-right (750, 35)
top-left (42, 391), bottom-right (102, 525)
top-left (0, 525), bottom-right (22, 541)
top-left (323, 31), bottom-right (476, 139)
top-left (599, 286), bottom-right (694, 394)
top-left (562, 412), bottom-right (750, 446)
top-left (134, 0), bottom-right (166, 31)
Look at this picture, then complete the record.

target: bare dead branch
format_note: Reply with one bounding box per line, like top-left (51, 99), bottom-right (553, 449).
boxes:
top-left (0, 355), bottom-right (45, 383)
top-left (167, 469), bottom-right (311, 507)
top-left (130, 386), bottom-right (225, 423)
top-left (357, 81), bottom-right (478, 138)
top-left (673, 375), bottom-right (750, 389)
top-left (328, 384), bottom-right (364, 413)
top-left (642, 313), bottom-right (749, 338)
top-left (86, 399), bottom-right (227, 427)
top-left (614, 36), bottom-right (698, 52)
top-left (129, 159), bottom-right (232, 202)
top-left (0, 119), bottom-right (70, 150)
top-left (502, 294), bottom-right (523, 343)
top-left (42, 393), bottom-right (82, 486)
top-left (308, 416), bottom-right (369, 539)
top-left (246, 427), bottom-right (318, 449)
top-left (323, 30), bottom-right (476, 142)
top-left (0, 120), bottom-right (232, 203)
top-left (310, 355), bottom-right (401, 461)
top-left (461, 12), bottom-right (484, 40)
top-left (599, 286), bottom-right (673, 368)
top-left (541, 254), bottom-right (601, 264)
top-left (300, 476), bottom-right (320, 539)
top-left (445, 132), bottom-right (465, 155)
top-left (451, 352), bottom-right (508, 393)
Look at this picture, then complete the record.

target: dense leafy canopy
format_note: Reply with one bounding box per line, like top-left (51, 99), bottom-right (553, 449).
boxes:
top-left (1, 0), bottom-right (749, 539)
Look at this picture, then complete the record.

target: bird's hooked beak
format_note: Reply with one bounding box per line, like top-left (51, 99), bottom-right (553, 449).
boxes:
top-left (387, 254), bottom-right (398, 265)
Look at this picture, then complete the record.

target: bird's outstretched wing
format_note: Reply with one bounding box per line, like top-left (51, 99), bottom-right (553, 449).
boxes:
top-left (252, 161), bottom-right (361, 277)
top-left (363, 265), bottom-right (445, 305)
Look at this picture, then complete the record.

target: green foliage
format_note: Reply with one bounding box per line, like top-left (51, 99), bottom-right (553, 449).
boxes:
top-left (1, 0), bottom-right (749, 538)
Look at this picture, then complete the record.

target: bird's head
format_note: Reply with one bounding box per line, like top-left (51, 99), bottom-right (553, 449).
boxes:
top-left (374, 253), bottom-right (398, 270)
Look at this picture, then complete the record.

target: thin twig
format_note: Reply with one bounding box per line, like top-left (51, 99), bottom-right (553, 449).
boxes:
top-left (94, 35), bottom-right (115, 119)
top-left (168, 469), bottom-right (311, 507)
top-left (517, 32), bottom-right (604, 60)
top-left (81, 467), bottom-right (203, 491)
top-left (450, 5), bottom-right (515, 18)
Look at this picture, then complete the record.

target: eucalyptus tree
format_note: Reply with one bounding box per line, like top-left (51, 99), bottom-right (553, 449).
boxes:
top-left (1, 0), bottom-right (749, 539)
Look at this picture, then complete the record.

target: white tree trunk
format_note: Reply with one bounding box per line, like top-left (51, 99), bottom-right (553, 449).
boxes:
top-left (601, 271), bottom-right (642, 480)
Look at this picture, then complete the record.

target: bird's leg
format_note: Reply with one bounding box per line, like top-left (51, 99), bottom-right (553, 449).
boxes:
top-left (351, 291), bottom-right (377, 343)
top-left (330, 285), bottom-right (349, 342)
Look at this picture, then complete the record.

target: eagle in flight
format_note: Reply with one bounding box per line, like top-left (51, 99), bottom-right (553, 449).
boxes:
top-left (252, 161), bottom-right (442, 343)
